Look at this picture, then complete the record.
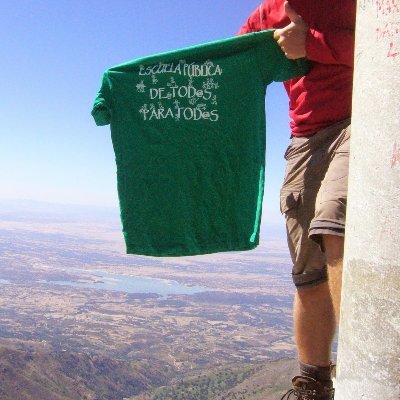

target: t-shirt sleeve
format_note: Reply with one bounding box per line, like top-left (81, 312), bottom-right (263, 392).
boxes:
top-left (255, 31), bottom-right (310, 84)
top-left (91, 72), bottom-right (112, 126)
top-left (237, 4), bottom-right (263, 35)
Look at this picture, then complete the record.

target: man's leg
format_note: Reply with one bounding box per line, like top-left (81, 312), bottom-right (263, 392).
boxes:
top-left (294, 282), bottom-right (336, 367)
top-left (280, 120), bottom-right (350, 398)
top-left (294, 234), bottom-right (344, 368)
top-left (324, 234), bottom-right (344, 323)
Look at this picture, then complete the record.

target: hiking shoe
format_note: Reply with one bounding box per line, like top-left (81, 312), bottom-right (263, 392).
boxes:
top-left (280, 376), bottom-right (335, 399)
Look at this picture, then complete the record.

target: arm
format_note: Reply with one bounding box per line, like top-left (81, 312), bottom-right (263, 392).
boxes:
top-left (274, 1), bottom-right (354, 67)
top-left (240, 1), bottom-right (355, 66)
top-left (237, 5), bottom-right (263, 35)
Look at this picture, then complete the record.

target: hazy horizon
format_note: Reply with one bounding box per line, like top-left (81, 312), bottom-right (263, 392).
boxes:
top-left (0, 197), bottom-right (287, 239)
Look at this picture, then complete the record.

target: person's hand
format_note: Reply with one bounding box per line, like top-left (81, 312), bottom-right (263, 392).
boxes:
top-left (273, 1), bottom-right (308, 59)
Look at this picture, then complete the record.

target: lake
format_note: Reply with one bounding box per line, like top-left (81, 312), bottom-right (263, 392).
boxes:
top-left (44, 269), bottom-right (210, 298)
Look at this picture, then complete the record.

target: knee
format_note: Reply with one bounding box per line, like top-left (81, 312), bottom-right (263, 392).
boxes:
top-left (296, 282), bottom-right (330, 303)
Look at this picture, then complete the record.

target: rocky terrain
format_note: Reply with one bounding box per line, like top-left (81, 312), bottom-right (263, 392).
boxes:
top-left (0, 201), bottom-right (296, 399)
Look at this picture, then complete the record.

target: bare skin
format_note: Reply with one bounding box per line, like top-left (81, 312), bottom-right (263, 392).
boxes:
top-left (324, 235), bottom-right (345, 324)
top-left (294, 235), bottom-right (344, 367)
top-left (273, 1), bottom-right (308, 60)
top-left (294, 282), bottom-right (336, 367)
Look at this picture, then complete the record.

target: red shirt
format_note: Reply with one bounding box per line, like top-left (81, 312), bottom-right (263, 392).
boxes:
top-left (239, 0), bottom-right (356, 136)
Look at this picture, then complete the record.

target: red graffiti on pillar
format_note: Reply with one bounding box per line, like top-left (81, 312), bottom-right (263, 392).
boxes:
top-left (376, 22), bottom-right (400, 57)
top-left (375, 0), bottom-right (400, 17)
top-left (388, 41), bottom-right (400, 57)
top-left (390, 141), bottom-right (400, 168)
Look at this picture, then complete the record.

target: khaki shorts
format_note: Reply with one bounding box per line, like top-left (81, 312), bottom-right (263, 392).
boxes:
top-left (280, 118), bottom-right (351, 288)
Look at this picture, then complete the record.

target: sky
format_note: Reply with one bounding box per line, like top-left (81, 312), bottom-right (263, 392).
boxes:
top-left (0, 0), bottom-right (292, 227)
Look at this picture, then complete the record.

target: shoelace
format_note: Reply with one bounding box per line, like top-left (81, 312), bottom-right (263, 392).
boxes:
top-left (280, 388), bottom-right (299, 399)
top-left (280, 386), bottom-right (335, 400)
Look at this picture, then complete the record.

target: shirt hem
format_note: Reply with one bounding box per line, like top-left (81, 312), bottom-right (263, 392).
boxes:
top-left (125, 241), bottom-right (259, 257)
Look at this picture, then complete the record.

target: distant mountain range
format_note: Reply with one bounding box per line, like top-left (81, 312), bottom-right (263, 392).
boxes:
top-left (0, 199), bottom-right (120, 223)
top-left (0, 198), bottom-right (286, 238)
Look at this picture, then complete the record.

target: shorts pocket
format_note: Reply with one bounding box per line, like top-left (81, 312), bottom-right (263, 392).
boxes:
top-left (280, 190), bottom-right (301, 216)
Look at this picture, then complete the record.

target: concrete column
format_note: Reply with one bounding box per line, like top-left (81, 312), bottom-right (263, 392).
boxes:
top-left (335, 1), bottom-right (400, 399)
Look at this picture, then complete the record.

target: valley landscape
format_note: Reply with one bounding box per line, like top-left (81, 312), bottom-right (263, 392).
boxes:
top-left (0, 201), bottom-right (297, 400)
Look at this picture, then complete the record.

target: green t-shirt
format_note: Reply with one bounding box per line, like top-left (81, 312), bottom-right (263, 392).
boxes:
top-left (92, 30), bottom-right (309, 257)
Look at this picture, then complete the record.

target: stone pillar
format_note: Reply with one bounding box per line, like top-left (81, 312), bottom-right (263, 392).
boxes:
top-left (335, 1), bottom-right (400, 399)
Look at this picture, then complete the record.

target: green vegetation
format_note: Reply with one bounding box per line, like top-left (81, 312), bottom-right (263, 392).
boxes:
top-left (131, 365), bottom-right (261, 400)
